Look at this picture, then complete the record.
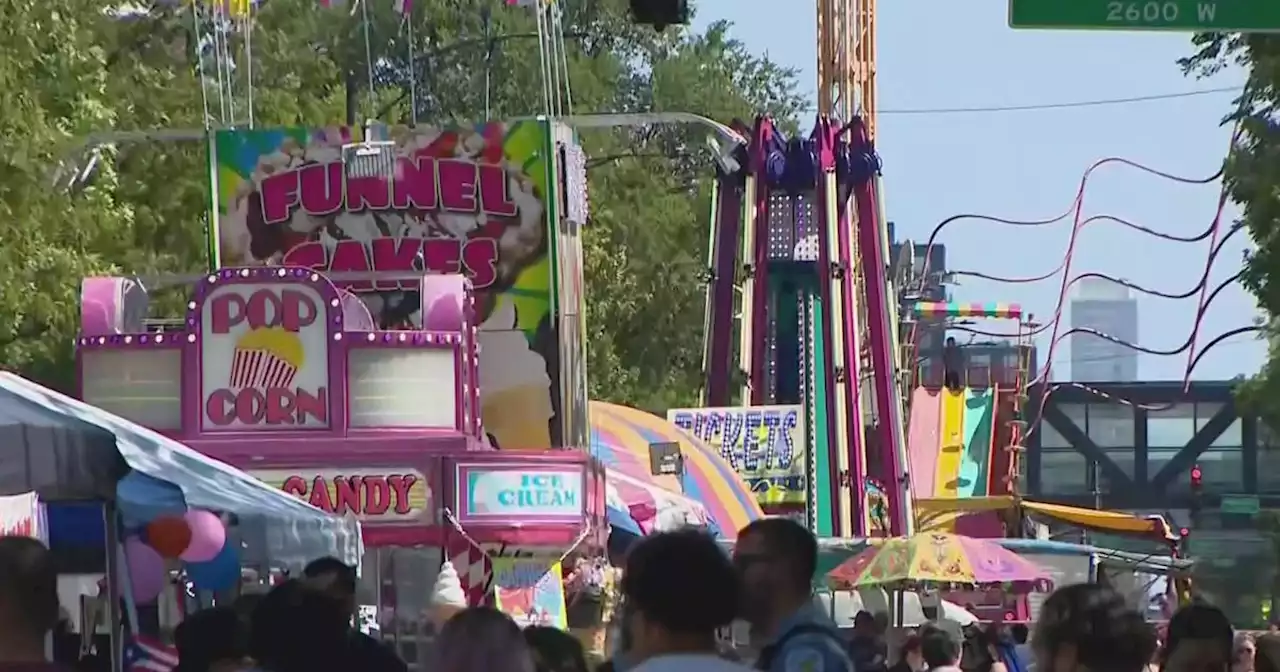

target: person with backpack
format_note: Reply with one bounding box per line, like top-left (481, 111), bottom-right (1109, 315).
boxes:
top-left (734, 519), bottom-right (854, 672)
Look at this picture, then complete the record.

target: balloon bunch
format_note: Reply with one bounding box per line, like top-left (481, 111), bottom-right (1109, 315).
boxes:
top-left (118, 510), bottom-right (241, 604)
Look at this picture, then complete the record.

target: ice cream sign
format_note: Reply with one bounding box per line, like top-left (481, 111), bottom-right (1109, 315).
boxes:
top-left (459, 465), bottom-right (584, 523)
top-left (199, 282), bottom-right (331, 430)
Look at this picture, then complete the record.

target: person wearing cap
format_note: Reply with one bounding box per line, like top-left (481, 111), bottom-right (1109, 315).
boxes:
top-left (302, 557), bottom-right (407, 672)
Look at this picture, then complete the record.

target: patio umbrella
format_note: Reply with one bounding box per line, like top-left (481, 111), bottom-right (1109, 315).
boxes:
top-left (827, 532), bottom-right (1054, 592)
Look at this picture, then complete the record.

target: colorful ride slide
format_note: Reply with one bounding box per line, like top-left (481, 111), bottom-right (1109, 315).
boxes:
top-left (906, 388), bottom-right (941, 500)
top-left (935, 389), bottom-right (965, 498)
top-left (956, 388), bottom-right (996, 498)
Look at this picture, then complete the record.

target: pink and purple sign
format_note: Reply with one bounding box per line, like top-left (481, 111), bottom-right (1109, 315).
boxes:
top-left (201, 282), bottom-right (331, 429)
top-left (77, 267), bottom-right (479, 443)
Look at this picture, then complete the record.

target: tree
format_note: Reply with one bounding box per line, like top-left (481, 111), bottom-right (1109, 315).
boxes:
top-left (1181, 35), bottom-right (1280, 427)
top-left (0, 0), bottom-right (803, 414)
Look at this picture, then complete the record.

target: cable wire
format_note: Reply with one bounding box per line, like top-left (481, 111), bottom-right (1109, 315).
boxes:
top-left (904, 149), bottom-right (1244, 439)
top-left (820, 86), bottom-right (1240, 116)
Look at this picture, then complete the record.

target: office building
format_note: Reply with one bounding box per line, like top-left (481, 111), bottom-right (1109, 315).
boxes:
top-left (1069, 278), bottom-right (1139, 382)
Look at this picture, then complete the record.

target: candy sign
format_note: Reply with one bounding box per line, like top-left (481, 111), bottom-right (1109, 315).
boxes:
top-left (250, 469), bottom-right (431, 523)
top-left (200, 283), bottom-right (331, 430)
top-left (460, 467), bottom-right (583, 522)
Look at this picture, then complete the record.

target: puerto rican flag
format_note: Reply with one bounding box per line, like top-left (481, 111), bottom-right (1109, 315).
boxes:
top-left (124, 635), bottom-right (179, 672)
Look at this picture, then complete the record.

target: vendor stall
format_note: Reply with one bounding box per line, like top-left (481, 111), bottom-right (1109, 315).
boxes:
top-left (0, 370), bottom-right (365, 671)
top-left (0, 371), bottom-right (361, 567)
top-left (77, 264), bottom-right (604, 661)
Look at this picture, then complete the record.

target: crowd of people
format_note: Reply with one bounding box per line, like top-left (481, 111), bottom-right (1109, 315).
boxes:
top-left (0, 521), bottom-right (1263, 672)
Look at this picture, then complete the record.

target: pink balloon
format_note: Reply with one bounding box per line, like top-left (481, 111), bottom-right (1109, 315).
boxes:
top-left (179, 510), bottom-right (226, 563)
top-left (121, 538), bottom-right (166, 604)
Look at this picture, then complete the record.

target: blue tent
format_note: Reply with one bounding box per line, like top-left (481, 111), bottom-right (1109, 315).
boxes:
top-left (0, 372), bottom-right (361, 567)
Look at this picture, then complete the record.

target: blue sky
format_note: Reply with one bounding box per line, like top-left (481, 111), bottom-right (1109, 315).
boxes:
top-left (694, 0), bottom-right (1261, 382)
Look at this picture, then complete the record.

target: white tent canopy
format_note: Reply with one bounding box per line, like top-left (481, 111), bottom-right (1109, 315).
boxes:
top-left (0, 372), bottom-right (361, 568)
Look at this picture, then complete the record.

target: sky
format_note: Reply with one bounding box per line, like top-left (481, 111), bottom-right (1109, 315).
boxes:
top-left (693, 0), bottom-right (1262, 382)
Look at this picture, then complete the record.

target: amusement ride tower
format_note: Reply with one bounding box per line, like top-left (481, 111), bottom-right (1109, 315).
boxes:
top-left (702, 0), bottom-right (914, 539)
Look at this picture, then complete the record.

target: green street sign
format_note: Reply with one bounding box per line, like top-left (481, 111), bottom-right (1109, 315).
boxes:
top-left (1009, 0), bottom-right (1280, 32)
top-left (1220, 495), bottom-right (1261, 516)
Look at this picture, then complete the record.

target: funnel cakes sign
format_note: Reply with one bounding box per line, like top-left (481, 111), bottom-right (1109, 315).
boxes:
top-left (199, 279), bottom-right (331, 431)
top-left (214, 123), bottom-right (564, 450)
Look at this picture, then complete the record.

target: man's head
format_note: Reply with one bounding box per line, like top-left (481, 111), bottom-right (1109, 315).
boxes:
top-left (622, 528), bottom-right (738, 661)
top-left (853, 610), bottom-right (876, 636)
top-left (302, 556), bottom-right (358, 613)
top-left (174, 606), bottom-right (251, 672)
top-left (1034, 583), bottom-right (1156, 672)
top-left (250, 580), bottom-right (352, 671)
top-left (1163, 603), bottom-right (1233, 672)
top-left (734, 517), bottom-right (816, 626)
top-left (921, 624), bottom-right (961, 669)
top-left (945, 336), bottom-right (957, 347)
top-left (0, 536), bottom-right (58, 648)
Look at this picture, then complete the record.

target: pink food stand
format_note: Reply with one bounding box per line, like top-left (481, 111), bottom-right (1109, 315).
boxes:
top-left (77, 266), bottom-right (604, 655)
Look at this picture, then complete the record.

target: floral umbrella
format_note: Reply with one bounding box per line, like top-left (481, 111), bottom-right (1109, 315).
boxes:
top-left (826, 532), bottom-right (1054, 591)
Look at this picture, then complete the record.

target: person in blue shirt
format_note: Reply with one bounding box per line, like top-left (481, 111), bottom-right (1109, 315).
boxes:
top-left (734, 518), bottom-right (854, 672)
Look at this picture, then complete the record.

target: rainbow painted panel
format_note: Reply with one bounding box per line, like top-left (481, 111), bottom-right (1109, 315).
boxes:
top-left (911, 302), bottom-right (1023, 319)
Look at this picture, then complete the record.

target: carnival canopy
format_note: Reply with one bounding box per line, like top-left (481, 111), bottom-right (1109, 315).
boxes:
top-left (0, 372), bottom-right (361, 567)
top-left (590, 401), bottom-right (762, 538)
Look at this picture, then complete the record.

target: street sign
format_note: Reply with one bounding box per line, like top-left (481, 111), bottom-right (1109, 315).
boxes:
top-left (1220, 495), bottom-right (1261, 516)
top-left (1009, 0), bottom-right (1280, 32)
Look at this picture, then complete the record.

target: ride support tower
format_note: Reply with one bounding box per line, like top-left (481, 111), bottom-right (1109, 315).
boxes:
top-left (702, 0), bottom-right (913, 539)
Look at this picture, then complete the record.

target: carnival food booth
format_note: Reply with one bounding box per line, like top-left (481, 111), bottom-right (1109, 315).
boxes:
top-left (77, 262), bottom-right (604, 665)
top-left (0, 371), bottom-right (362, 671)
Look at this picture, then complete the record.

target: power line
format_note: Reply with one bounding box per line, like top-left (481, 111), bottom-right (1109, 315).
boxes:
top-left (802, 86), bottom-right (1239, 116)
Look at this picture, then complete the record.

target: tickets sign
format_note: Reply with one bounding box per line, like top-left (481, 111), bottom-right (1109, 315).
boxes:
top-left (668, 405), bottom-right (806, 506)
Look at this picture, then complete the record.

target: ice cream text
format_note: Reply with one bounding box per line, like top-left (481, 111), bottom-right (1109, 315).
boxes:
top-left (497, 473), bottom-right (578, 509)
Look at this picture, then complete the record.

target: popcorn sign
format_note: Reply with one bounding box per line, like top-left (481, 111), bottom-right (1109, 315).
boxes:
top-left (200, 283), bottom-right (331, 430)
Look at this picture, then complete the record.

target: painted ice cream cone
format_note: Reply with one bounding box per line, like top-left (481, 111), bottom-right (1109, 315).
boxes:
top-left (429, 561), bottom-right (468, 627)
top-left (231, 327), bottom-right (304, 388)
top-left (479, 302), bottom-right (554, 450)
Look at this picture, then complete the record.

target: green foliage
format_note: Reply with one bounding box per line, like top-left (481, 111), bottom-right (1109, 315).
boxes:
top-left (0, 0), bottom-right (803, 412)
top-left (1181, 35), bottom-right (1280, 428)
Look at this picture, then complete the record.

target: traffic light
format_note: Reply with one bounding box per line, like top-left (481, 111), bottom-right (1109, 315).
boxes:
top-left (628, 0), bottom-right (689, 30)
top-left (1189, 464), bottom-right (1203, 525)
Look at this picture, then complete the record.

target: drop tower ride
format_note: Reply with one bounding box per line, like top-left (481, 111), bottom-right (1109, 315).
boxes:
top-left (702, 0), bottom-right (913, 539)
